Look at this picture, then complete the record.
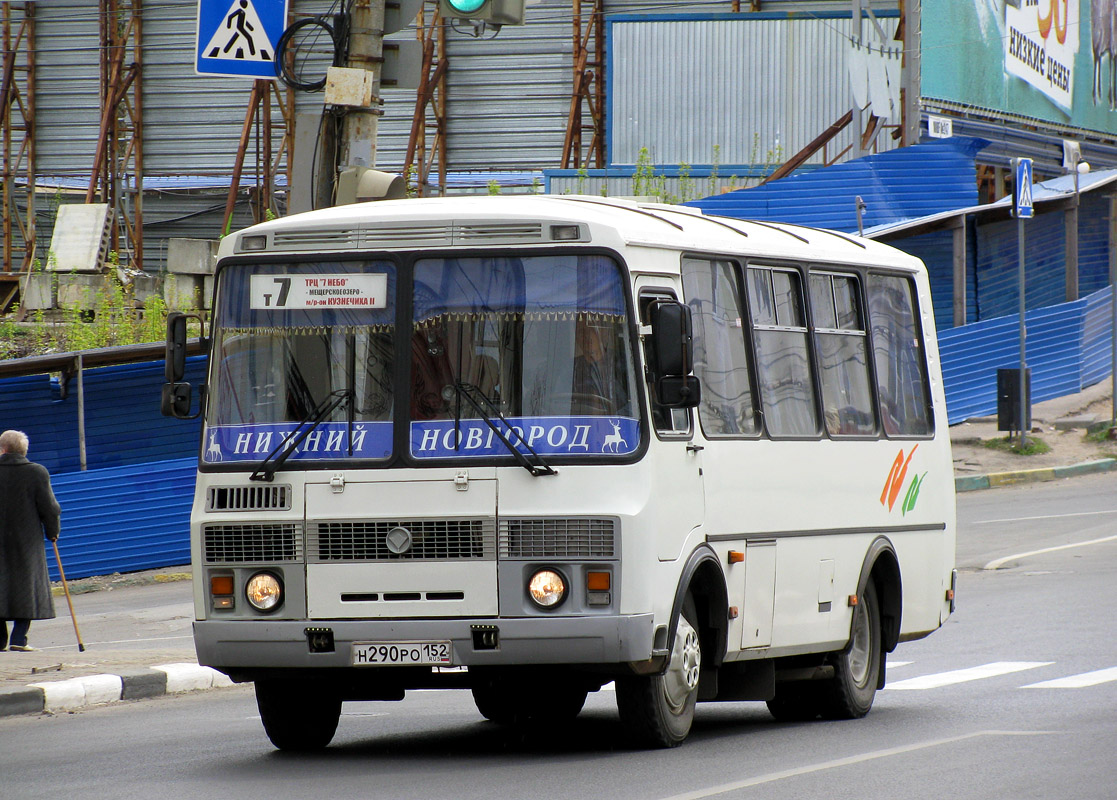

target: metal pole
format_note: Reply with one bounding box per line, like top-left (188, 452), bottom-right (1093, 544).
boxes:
top-left (1110, 191), bottom-right (1117, 424)
top-left (76, 353), bottom-right (87, 470)
top-left (1017, 203), bottom-right (1027, 448)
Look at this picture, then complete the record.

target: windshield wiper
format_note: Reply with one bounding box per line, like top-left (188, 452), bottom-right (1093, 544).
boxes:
top-left (453, 382), bottom-right (557, 477)
top-left (250, 389), bottom-right (351, 482)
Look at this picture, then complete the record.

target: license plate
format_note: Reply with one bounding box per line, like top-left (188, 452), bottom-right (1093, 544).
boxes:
top-left (351, 641), bottom-right (453, 667)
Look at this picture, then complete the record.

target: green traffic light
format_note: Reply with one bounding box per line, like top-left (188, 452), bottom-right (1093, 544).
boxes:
top-left (447, 0), bottom-right (486, 11)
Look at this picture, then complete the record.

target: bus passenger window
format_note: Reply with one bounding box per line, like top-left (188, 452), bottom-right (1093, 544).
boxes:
top-left (809, 272), bottom-right (876, 436)
top-left (746, 266), bottom-right (819, 437)
top-left (866, 274), bottom-right (933, 436)
top-left (682, 258), bottom-right (758, 437)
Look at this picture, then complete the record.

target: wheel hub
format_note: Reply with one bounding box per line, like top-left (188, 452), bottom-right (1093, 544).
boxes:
top-left (663, 614), bottom-right (701, 711)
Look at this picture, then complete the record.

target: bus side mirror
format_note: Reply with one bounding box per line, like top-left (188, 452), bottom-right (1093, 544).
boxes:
top-left (648, 301), bottom-right (700, 409)
top-left (166, 311), bottom-right (188, 383)
top-left (161, 382), bottom-right (193, 418)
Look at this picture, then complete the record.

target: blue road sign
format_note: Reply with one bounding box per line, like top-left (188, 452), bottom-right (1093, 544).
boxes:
top-left (196, 0), bottom-right (288, 79)
top-left (1014, 157), bottom-right (1034, 219)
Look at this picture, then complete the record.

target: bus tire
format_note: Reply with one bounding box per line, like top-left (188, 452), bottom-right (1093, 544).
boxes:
top-left (820, 580), bottom-right (882, 720)
top-left (472, 679), bottom-right (588, 725)
top-left (255, 679), bottom-right (341, 751)
top-left (616, 594), bottom-right (701, 748)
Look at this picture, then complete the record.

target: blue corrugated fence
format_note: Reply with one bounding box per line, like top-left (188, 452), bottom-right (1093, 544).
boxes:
top-left (939, 285), bottom-right (1112, 424)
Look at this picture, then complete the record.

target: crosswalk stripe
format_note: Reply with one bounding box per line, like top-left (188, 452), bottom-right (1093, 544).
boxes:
top-left (1022, 667), bottom-right (1117, 689)
top-left (885, 661), bottom-right (1052, 690)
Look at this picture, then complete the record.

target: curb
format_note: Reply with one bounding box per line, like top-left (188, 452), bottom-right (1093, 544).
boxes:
top-left (0, 663), bottom-right (234, 719)
top-left (955, 458), bottom-right (1117, 492)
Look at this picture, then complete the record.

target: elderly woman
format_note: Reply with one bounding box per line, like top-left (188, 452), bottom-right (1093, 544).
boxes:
top-left (0, 430), bottom-right (61, 652)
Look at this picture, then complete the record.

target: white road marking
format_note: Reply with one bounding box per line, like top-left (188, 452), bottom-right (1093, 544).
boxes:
top-left (973, 509), bottom-right (1117, 525)
top-left (983, 534), bottom-right (1117, 570)
top-left (656, 731), bottom-right (1056, 800)
top-left (1022, 667), bottom-right (1117, 689)
top-left (887, 660), bottom-right (912, 668)
top-left (885, 661), bottom-right (1053, 690)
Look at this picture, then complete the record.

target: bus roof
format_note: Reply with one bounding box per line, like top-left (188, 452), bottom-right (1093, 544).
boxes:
top-left (223, 195), bottom-right (925, 273)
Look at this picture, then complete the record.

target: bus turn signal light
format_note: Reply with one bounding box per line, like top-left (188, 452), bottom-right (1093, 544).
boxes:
top-left (728, 551), bottom-right (744, 564)
top-left (586, 571), bottom-right (611, 591)
top-left (211, 575), bottom-right (234, 595)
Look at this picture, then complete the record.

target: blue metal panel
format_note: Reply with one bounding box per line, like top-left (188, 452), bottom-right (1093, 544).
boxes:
top-left (897, 229), bottom-right (977, 332)
top-left (974, 212), bottom-right (1066, 319)
top-left (686, 137), bottom-right (988, 233)
top-left (48, 458), bottom-right (195, 581)
top-left (0, 356), bottom-right (205, 475)
top-left (938, 291), bottom-right (1102, 424)
top-left (1082, 287), bottom-right (1115, 387)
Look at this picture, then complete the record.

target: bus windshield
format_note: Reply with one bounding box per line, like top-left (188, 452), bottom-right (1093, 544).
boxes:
top-left (203, 254), bottom-right (640, 465)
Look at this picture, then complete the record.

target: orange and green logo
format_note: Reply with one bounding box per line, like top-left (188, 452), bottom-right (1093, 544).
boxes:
top-left (881, 445), bottom-right (927, 515)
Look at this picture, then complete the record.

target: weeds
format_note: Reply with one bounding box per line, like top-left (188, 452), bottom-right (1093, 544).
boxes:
top-left (983, 436), bottom-right (1052, 456)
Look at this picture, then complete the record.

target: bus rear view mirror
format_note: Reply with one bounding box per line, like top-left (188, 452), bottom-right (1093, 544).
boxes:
top-left (166, 312), bottom-right (188, 383)
top-left (161, 382), bottom-right (194, 418)
top-left (656, 375), bottom-right (701, 408)
top-left (647, 301), bottom-right (695, 378)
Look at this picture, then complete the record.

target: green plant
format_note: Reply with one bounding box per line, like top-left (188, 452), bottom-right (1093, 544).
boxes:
top-left (576, 167), bottom-right (589, 195)
top-left (487, 179), bottom-right (501, 196)
top-left (677, 162), bottom-right (692, 203)
top-left (983, 436), bottom-right (1052, 456)
top-left (632, 147), bottom-right (655, 198)
top-left (708, 145), bottom-right (721, 197)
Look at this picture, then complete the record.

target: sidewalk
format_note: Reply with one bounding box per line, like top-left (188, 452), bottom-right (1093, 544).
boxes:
top-left (3, 384), bottom-right (1116, 720)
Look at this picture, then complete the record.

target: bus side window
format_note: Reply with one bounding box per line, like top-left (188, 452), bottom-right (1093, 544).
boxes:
top-left (866, 273), bottom-right (934, 437)
top-left (746, 266), bottom-right (820, 437)
top-left (639, 291), bottom-right (692, 436)
top-left (681, 258), bottom-right (759, 437)
top-left (809, 271), bottom-right (876, 436)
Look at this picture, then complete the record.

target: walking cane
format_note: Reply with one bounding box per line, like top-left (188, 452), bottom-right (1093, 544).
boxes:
top-left (51, 540), bottom-right (85, 652)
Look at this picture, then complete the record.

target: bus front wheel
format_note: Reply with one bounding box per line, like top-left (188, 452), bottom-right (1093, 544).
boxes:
top-left (255, 679), bottom-right (342, 751)
top-left (820, 580), bottom-right (882, 719)
top-left (616, 595), bottom-right (701, 747)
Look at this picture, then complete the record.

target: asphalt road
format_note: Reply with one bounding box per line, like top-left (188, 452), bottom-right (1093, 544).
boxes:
top-left (2, 474), bottom-right (1115, 800)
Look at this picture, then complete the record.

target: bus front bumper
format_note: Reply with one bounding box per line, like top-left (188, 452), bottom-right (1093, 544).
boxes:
top-left (194, 614), bottom-right (655, 671)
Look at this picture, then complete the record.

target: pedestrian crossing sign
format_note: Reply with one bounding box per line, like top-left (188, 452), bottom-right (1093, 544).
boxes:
top-left (1014, 157), bottom-right (1034, 219)
top-left (196, 0), bottom-right (288, 79)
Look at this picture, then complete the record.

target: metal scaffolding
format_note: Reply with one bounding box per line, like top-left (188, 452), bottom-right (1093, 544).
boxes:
top-left (1, 1), bottom-right (35, 310)
top-left (87, 0), bottom-right (144, 271)
top-left (561, 0), bottom-right (605, 171)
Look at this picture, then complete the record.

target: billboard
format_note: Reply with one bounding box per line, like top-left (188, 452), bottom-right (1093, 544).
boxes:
top-left (922, 0), bottom-right (1117, 136)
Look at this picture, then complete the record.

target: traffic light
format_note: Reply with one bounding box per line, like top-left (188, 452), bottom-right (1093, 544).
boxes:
top-left (439, 0), bottom-right (524, 27)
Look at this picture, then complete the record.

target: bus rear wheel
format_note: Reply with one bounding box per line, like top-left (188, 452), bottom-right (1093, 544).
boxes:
top-left (616, 595), bottom-right (701, 748)
top-left (255, 679), bottom-right (342, 751)
top-left (820, 580), bottom-right (882, 719)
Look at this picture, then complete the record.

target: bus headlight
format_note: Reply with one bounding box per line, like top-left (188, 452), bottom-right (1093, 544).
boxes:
top-left (527, 569), bottom-right (566, 609)
top-left (246, 572), bottom-right (283, 612)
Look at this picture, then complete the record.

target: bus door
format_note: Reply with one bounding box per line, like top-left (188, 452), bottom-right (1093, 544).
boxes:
top-left (636, 278), bottom-right (705, 562)
top-left (303, 469), bottom-right (499, 620)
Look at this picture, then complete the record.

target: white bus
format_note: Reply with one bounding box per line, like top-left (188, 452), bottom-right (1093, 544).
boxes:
top-left (163, 195), bottom-right (956, 750)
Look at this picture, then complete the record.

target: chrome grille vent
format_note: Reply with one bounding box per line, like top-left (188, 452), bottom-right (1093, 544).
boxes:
top-left (271, 228), bottom-right (360, 250)
top-left (500, 518), bottom-right (617, 558)
top-left (203, 523), bottom-right (303, 563)
top-left (206, 485), bottom-right (291, 512)
top-left (308, 519), bottom-right (496, 562)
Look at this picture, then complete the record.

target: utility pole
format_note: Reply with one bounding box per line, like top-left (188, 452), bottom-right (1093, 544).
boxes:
top-left (340, 0), bottom-right (385, 171)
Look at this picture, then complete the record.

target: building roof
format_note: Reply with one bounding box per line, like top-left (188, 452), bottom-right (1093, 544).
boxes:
top-left (684, 137), bottom-right (992, 234)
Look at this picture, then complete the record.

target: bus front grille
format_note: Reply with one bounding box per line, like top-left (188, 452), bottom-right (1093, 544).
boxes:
top-left (499, 518), bottom-right (617, 558)
top-left (308, 519), bottom-right (496, 562)
top-left (206, 484), bottom-right (292, 512)
top-left (203, 523), bottom-right (303, 563)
